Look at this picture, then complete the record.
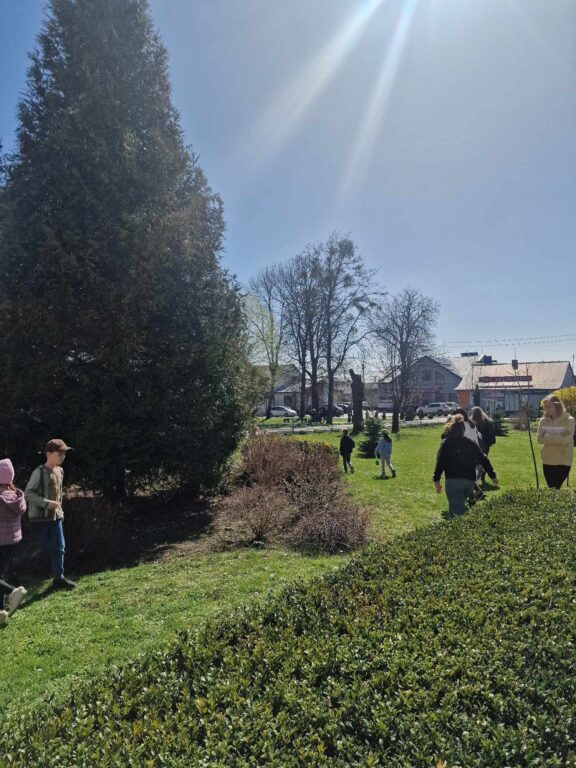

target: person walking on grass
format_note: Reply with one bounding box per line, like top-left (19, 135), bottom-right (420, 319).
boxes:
top-left (0, 459), bottom-right (28, 626)
top-left (470, 406), bottom-right (497, 484)
top-left (451, 407), bottom-right (485, 502)
top-left (433, 415), bottom-right (498, 518)
top-left (25, 439), bottom-right (76, 590)
top-left (339, 429), bottom-right (355, 474)
top-left (537, 395), bottom-right (575, 489)
top-left (375, 430), bottom-right (396, 479)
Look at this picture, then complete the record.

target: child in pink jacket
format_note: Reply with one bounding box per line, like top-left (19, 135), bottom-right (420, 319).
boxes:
top-left (0, 459), bottom-right (28, 625)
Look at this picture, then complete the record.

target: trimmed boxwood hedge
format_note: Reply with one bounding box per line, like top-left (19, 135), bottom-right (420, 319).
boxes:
top-left (3, 491), bottom-right (576, 767)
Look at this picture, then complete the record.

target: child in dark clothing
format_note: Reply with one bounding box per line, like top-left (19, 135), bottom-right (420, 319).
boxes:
top-left (339, 430), bottom-right (355, 474)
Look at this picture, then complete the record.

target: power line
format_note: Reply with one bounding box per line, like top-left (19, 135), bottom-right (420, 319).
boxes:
top-left (444, 333), bottom-right (576, 347)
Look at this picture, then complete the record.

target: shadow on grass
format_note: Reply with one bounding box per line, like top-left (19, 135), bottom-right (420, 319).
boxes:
top-left (15, 494), bottom-right (213, 579)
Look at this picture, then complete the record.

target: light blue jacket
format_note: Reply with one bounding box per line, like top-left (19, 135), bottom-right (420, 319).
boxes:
top-left (375, 437), bottom-right (392, 458)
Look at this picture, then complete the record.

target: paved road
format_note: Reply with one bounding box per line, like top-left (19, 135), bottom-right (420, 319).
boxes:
top-left (260, 416), bottom-right (448, 436)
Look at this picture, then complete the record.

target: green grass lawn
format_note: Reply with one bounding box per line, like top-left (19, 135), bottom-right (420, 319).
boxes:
top-left (1, 423), bottom-right (564, 718)
top-left (301, 424), bottom-right (548, 541)
top-left (0, 549), bottom-right (343, 716)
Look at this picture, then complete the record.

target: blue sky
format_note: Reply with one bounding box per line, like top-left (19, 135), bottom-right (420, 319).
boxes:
top-left (1, 0), bottom-right (575, 365)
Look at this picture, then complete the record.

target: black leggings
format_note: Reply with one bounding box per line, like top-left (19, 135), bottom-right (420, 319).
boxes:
top-left (543, 465), bottom-right (571, 489)
top-left (0, 546), bottom-right (17, 595)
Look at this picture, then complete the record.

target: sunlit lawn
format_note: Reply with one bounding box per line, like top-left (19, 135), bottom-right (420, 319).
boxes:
top-left (301, 423), bottom-right (549, 541)
top-left (0, 549), bottom-right (343, 717)
top-left (1, 421), bottom-right (562, 718)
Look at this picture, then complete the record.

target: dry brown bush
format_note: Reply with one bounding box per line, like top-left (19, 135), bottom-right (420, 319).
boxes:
top-left (218, 433), bottom-right (368, 553)
top-left (288, 488), bottom-right (369, 553)
top-left (216, 486), bottom-right (294, 544)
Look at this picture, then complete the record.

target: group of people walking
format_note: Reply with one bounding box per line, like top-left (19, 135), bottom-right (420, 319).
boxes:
top-left (340, 395), bottom-right (575, 519)
top-left (339, 428), bottom-right (396, 479)
top-left (0, 438), bottom-right (76, 627)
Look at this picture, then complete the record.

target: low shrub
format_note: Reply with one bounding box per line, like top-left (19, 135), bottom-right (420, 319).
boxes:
top-left (288, 482), bottom-right (369, 552)
top-left (4, 491), bottom-right (576, 767)
top-left (239, 430), bottom-right (301, 487)
top-left (216, 486), bottom-right (294, 544)
top-left (216, 434), bottom-right (366, 553)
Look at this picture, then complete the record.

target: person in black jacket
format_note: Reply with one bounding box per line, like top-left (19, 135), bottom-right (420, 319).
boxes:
top-left (470, 407), bottom-right (497, 483)
top-left (339, 429), bottom-right (355, 474)
top-left (433, 415), bottom-right (498, 517)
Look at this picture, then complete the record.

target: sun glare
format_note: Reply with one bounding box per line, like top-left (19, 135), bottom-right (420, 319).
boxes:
top-left (249, 0), bottom-right (386, 166)
top-left (338, 0), bottom-right (420, 203)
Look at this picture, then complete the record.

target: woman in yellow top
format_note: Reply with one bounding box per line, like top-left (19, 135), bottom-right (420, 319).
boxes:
top-left (537, 395), bottom-right (575, 488)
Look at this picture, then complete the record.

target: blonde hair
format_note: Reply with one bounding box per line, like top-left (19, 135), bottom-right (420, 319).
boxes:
top-left (471, 406), bottom-right (490, 424)
top-left (542, 395), bottom-right (565, 418)
top-left (442, 414), bottom-right (465, 439)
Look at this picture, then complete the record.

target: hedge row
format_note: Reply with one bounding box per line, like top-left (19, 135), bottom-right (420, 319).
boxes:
top-left (4, 491), bottom-right (576, 767)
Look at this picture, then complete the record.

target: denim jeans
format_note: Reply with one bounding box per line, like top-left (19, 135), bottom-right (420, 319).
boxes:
top-left (445, 478), bottom-right (475, 517)
top-left (33, 520), bottom-right (65, 580)
top-left (379, 454), bottom-right (394, 477)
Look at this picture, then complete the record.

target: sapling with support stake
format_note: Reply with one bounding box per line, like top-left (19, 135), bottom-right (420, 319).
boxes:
top-left (513, 360), bottom-right (540, 489)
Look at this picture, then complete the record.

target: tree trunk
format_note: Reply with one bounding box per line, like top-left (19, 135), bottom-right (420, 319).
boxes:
top-left (266, 388), bottom-right (274, 418)
top-left (326, 369), bottom-right (335, 425)
top-left (350, 369), bottom-right (364, 434)
top-left (310, 359), bottom-right (320, 411)
top-left (299, 366), bottom-right (306, 417)
top-left (392, 406), bottom-right (400, 434)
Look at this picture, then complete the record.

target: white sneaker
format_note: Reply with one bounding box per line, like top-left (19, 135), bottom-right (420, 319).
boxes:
top-left (7, 586), bottom-right (27, 617)
top-left (0, 610), bottom-right (8, 627)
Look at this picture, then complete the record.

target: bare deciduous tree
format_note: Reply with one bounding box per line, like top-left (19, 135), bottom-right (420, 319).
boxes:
top-left (247, 266), bottom-right (286, 417)
top-left (276, 256), bottom-right (319, 416)
top-left (372, 288), bottom-right (439, 433)
top-left (315, 233), bottom-right (382, 424)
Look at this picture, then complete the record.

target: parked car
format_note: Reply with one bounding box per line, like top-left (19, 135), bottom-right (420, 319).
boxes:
top-left (416, 402), bottom-right (451, 417)
top-left (444, 402), bottom-right (459, 412)
top-left (306, 404), bottom-right (344, 419)
top-left (336, 402), bottom-right (351, 414)
top-left (269, 406), bottom-right (297, 418)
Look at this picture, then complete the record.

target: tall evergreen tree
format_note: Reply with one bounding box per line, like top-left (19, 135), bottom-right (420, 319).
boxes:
top-left (0, 0), bottom-right (255, 496)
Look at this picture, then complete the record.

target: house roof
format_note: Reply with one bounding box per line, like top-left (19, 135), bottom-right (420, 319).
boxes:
top-left (440, 355), bottom-right (479, 379)
top-left (378, 355), bottom-right (473, 384)
top-left (456, 361), bottom-right (574, 391)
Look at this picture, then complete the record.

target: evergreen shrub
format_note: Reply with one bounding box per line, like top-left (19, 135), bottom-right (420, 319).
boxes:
top-left (491, 411), bottom-right (508, 436)
top-left (4, 491), bottom-right (576, 767)
top-left (358, 417), bottom-right (382, 457)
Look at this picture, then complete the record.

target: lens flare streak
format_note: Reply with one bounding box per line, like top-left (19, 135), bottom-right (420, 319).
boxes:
top-left (339, 0), bottom-right (420, 202)
top-left (250, 0), bottom-right (386, 164)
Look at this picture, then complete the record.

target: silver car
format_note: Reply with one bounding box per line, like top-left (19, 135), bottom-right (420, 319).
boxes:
top-left (416, 402), bottom-right (451, 417)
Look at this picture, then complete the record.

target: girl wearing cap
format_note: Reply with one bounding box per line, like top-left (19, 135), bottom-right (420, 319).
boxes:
top-left (0, 458), bottom-right (28, 625)
top-left (537, 395), bottom-right (575, 489)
